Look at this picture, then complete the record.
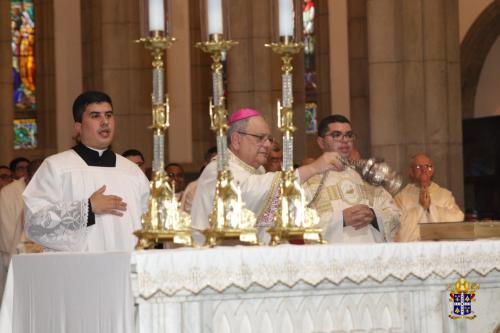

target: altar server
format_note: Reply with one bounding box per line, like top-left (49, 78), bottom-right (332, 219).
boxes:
top-left (395, 153), bottom-right (464, 242)
top-left (304, 115), bottom-right (401, 243)
top-left (191, 108), bottom-right (343, 242)
top-left (23, 91), bottom-right (150, 252)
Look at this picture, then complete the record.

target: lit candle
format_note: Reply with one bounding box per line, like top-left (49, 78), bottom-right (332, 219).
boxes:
top-left (207, 0), bottom-right (223, 35)
top-left (278, 0), bottom-right (294, 37)
top-left (148, 0), bottom-right (165, 31)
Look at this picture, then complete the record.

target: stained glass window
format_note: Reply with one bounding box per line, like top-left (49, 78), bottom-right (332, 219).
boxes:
top-left (303, 0), bottom-right (317, 134)
top-left (11, 0), bottom-right (37, 149)
top-left (13, 119), bottom-right (37, 149)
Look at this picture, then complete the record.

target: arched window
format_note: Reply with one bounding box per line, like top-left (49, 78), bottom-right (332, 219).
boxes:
top-left (303, 0), bottom-right (317, 134)
top-left (11, 0), bottom-right (37, 149)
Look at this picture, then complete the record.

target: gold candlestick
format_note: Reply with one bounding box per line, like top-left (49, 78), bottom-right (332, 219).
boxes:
top-left (265, 37), bottom-right (323, 245)
top-left (196, 34), bottom-right (258, 246)
top-left (134, 31), bottom-right (192, 249)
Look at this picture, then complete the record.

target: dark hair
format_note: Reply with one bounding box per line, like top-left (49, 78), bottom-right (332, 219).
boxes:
top-left (166, 163), bottom-right (183, 170)
top-left (72, 91), bottom-right (113, 122)
top-left (0, 165), bottom-right (9, 171)
top-left (204, 146), bottom-right (217, 163)
top-left (122, 149), bottom-right (145, 161)
top-left (317, 114), bottom-right (351, 137)
top-left (9, 157), bottom-right (29, 172)
top-left (27, 159), bottom-right (44, 178)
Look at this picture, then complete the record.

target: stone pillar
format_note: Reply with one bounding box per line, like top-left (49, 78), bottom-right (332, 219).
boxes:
top-left (0, 0), bottom-right (14, 165)
top-left (346, 0), bottom-right (371, 158)
top-left (328, 0), bottom-right (350, 119)
top-left (367, 0), bottom-right (463, 206)
top-left (226, 0), bottom-right (306, 162)
top-left (54, 0), bottom-right (82, 151)
top-left (167, 0), bottom-right (192, 164)
top-left (81, 0), bottom-right (153, 164)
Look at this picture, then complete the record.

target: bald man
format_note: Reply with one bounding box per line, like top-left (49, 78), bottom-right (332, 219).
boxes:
top-left (395, 154), bottom-right (464, 242)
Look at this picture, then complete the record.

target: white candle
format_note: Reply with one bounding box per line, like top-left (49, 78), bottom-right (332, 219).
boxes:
top-left (148, 0), bottom-right (165, 31)
top-left (207, 0), bottom-right (223, 35)
top-left (278, 0), bottom-right (294, 37)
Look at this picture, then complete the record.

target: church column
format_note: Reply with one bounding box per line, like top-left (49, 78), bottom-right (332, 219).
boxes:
top-left (226, 0), bottom-right (306, 162)
top-left (167, 0), bottom-right (192, 164)
top-left (81, 0), bottom-right (155, 165)
top-left (0, 0), bottom-right (14, 164)
top-left (367, 0), bottom-right (463, 205)
top-left (328, 0), bottom-right (350, 118)
top-left (54, 0), bottom-right (82, 151)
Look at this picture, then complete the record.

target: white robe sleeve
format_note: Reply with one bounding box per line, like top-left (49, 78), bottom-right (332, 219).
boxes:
top-left (372, 187), bottom-right (401, 242)
top-left (428, 188), bottom-right (464, 222)
top-left (23, 160), bottom-right (89, 252)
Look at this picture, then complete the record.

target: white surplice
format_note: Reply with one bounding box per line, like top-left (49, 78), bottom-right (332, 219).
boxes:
top-left (191, 150), bottom-right (281, 234)
top-left (0, 178), bottom-right (25, 267)
top-left (394, 182), bottom-right (464, 242)
top-left (0, 178), bottom-right (26, 299)
top-left (180, 180), bottom-right (198, 214)
top-left (304, 168), bottom-right (401, 243)
top-left (23, 150), bottom-right (150, 252)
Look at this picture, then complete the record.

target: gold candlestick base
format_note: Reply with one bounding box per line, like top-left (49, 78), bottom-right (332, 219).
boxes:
top-left (267, 170), bottom-right (324, 245)
top-left (205, 170), bottom-right (257, 247)
top-left (135, 171), bottom-right (192, 250)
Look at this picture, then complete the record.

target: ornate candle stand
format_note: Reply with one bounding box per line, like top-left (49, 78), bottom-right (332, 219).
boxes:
top-left (265, 37), bottom-right (323, 245)
top-left (196, 34), bottom-right (257, 246)
top-left (134, 31), bottom-right (192, 249)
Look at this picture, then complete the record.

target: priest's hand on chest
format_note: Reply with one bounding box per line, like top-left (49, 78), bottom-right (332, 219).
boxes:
top-left (90, 185), bottom-right (128, 216)
top-left (342, 204), bottom-right (375, 230)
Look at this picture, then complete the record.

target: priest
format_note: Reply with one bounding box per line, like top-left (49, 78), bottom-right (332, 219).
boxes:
top-left (23, 91), bottom-right (150, 252)
top-left (395, 153), bottom-right (464, 242)
top-left (304, 115), bottom-right (401, 243)
top-left (190, 108), bottom-right (343, 243)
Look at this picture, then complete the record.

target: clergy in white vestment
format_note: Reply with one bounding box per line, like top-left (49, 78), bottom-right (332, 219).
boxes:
top-left (23, 91), bottom-right (150, 252)
top-left (0, 160), bottom-right (44, 261)
top-left (190, 108), bottom-right (344, 244)
top-left (304, 115), bottom-right (401, 243)
top-left (180, 147), bottom-right (217, 214)
top-left (395, 153), bottom-right (464, 242)
top-left (0, 160), bottom-right (44, 298)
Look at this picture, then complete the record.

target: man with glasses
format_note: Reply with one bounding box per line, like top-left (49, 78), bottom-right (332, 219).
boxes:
top-left (395, 153), bottom-right (463, 242)
top-left (191, 108), bottom-right (344, 244)
top-left (264, 142), bottom-right (283, 172)
top-left (166, 163), bottom-right (186, 200)
top-left (304, 115), bottom-right (400, 243)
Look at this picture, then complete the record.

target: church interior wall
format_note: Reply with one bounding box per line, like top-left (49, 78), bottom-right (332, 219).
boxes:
top-left (473, 36), bottom-right (500, 119)
top-left (0, 0), bottom-right (496, 211)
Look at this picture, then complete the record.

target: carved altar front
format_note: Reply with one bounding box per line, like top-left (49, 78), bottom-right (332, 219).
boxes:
top-left (131, 241), bottom-right (500, 333)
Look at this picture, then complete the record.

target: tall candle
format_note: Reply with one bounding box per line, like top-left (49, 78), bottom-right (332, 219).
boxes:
top-left (149, 0), bottom-right (165, 31)
top-left (207, 0), bottom-right (223, 35)
top-left (278, 0), bottom-right (294, 37)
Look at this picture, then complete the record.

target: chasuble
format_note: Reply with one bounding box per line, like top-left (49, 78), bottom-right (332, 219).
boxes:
top-left (395, 182), bottom-right (464, 242)
top-left (304, 168), bottom-right (400, 243)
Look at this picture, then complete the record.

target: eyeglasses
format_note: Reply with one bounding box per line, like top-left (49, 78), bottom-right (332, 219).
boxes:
top-left (167, 172), bottom-right (184, 179)
top-left (323, 131), bottom-right (356, 142)
top-left (413, 164), bottom-right (433, 171)
top-left (237, 131), bottom-right (274, 144)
